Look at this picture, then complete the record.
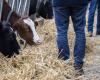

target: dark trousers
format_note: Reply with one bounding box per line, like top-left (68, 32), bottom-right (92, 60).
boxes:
top-left (88, 0), bottom-right (97, 33)
top-left (53, 6), bottom-right (87, 66)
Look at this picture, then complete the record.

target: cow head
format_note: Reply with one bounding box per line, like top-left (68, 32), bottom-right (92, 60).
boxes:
top-left (38, 0), bottom-right (53, 19)
top-left (0, 22), bottom-right (20, 58)
top-left (13, 18), bottom-right (42, 45)
top-left (2, 0), bottom-right (42, 45)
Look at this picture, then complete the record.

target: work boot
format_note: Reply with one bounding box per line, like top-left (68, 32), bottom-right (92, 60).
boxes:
top-left (74, 64), bottom-right (84, 77)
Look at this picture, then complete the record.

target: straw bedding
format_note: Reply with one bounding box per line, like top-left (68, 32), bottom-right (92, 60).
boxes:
top-left (0, 19), bottom-right (99, 80)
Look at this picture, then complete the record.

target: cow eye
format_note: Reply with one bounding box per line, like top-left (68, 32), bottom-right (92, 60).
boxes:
top-left (25, 26), bottom-right (30, 32)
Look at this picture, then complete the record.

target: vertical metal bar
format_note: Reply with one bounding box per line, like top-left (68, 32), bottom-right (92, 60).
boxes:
top-left (22, 0), bottom-right (28, 16)
top-left (17, 0), bottom-right (20, 13)
top-left (17, 0), bottom-right (22, 14)
top-left (11, 0), bottom-right (16, 10)
top-left (26, 0), bottom-right (30, 16)
top-left (16, 0), bottom-right (18, 10)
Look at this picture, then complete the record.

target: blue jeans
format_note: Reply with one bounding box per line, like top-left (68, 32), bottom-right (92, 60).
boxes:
top-left (53, 6), bottom-right (87, 66)
top-left (88, 0), bottom-right (97, 33)
top-left (97, 3), bottom-right (100, 34)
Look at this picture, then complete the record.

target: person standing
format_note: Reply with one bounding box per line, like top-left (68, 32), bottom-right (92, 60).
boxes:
top-left (88, 0), bottom-right (97, 37)
top-left (52, 0), bottom-right (88, 76)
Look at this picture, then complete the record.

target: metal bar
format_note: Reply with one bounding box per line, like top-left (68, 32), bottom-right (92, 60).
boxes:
top-left (17, 0), bottom-right (22, 14)
top-left (22, 0), bottom-right (27, 16)
top-left (11, 0), bottom-right (16, 10)
top-left (26, 0), bottom-right (30, 16)
top-left (21, 0), bottom-right (30, 16)
top-left (15, 0), bottom-right (19, 12)
top-left (7, 0), bottom-right (30, 16)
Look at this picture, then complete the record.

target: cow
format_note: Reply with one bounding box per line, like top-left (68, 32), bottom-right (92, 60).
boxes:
top-left (1, 0), bottom-right (42, 45)
top-left (0, 21), bottom-right (20, 58)
top-left (29, 0), bottom-right (53, 20)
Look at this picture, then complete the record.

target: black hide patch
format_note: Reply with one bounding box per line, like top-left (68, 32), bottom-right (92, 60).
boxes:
top-left (0, 22), bottom-right (20, 58)
top-left (29, 0), bottom-right (53, 19)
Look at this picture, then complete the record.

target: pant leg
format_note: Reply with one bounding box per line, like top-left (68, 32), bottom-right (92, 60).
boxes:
top-left (53, 6), bottom-right (70, 60)
top-left (71, 6), bottom-right (87, 66)
top-left (88, 0), bottom-right (97, 33)
top-left (97, 3), bottom-right (100, 34)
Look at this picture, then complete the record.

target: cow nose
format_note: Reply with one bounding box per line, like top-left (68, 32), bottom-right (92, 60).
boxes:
top-left (35, 39), bottom-right (42, 44)
top-left (33, 38), bottom-right (43, 45)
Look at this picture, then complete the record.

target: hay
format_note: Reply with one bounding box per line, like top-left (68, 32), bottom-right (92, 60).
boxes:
top-left (0, 19), bottom-right (98, 80)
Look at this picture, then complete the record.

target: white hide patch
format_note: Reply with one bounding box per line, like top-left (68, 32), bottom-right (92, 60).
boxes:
top-left (23, 18), bottom-right (42, 44)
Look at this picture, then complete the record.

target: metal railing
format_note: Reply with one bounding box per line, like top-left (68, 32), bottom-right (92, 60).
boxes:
top-left (7, 0), bottom-right (30, 17)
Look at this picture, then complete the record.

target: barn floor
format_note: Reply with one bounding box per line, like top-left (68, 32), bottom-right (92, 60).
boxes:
top-left (0, 19), bottom-right (100, 80)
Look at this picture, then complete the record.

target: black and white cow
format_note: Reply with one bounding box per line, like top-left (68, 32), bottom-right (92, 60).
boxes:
top-left (0, 22), bottom-right (20, 58)
top-left (29, 0), bottom-right (53, 19)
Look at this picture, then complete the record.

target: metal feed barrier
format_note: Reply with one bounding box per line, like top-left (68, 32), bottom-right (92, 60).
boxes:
top-left (0, 0), bottom-right (30, 20)
top-left (6, 0), bottom-right (30, 17)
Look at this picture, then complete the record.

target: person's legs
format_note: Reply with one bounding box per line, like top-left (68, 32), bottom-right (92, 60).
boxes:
top-left (53, 6), bottom-right (70, 60)
top-left (88, 0), bottom-right (97, 36)
top-left (71, 6), bottom-right (87, 75)
top-left (96, 3), bottom-right (100, 35)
